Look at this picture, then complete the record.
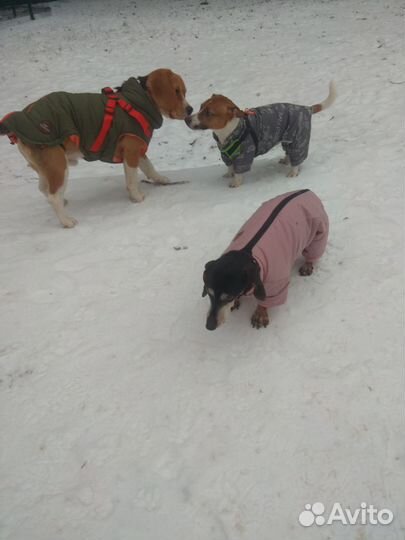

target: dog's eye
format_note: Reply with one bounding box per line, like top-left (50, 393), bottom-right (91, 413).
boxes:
top-left (220, 293), bottom-right (234, 303)
top-left (175, 88), bottom-right (181, 97)
top-left (204, 109), bottom-right (212, 117)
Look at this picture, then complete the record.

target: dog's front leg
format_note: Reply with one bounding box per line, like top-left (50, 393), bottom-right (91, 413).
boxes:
top-left (139, 156), bottom-right (169, 184)
top-left (229, 173), bottom-right (243, 188)
top-left (287, 166), bottom-right (300, 178)
top-left (231, 298), bottom-right (241, 311)
top-left (223, 165), bottom-right (234, 178)
top-left (251, 305), bottom-right (269, 329)
top-left (299, 261), bottom-right (314, 276)
top-left (124, 161), bottom-right (145, 202)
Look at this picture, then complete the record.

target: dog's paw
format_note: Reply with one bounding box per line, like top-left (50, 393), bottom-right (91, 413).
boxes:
top-left (61, 216), bottom-right (78, 228)
top-left (231, 298), bottom-right (241, 311)
top-left (279, 156), bottom-right (290, 165)
top-left (286, 167), bottom-right (300, 177)
top-left (229, 178), bottom-right (242, 188)
top-left (128, 190), bottom-right (145, 203)
top-left (223, 166), bottom-right (234, 178)
top-left (251, 306), bottom-right (269, 329)
top-left (299, 261), bottom-right (314, 276)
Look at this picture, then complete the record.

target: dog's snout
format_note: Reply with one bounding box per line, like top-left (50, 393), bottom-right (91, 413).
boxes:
top-left (206, 313), bottom-right (218, 331)
top-left (186, 105), bottom-right (193, 115)
top-left (206, 319), bottom-right (217, 331)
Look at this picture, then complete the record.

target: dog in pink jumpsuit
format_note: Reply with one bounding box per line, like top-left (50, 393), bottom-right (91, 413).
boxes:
top-left (202, 189), bottom-right (329, 330)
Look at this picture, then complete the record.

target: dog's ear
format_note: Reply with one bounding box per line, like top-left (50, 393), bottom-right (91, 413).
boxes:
top-left (202, 260), bottom-right (216, 297)
top-left (252, 262), bottom-right (266, 301)
top-left (204, 260), bottom-right (216, 271)
top-left (244, 259), bottom-right (266, 301)
top-left (230, 106), bottom-right (246, 118)
top-left (253, 275), bottom-right (266, 301)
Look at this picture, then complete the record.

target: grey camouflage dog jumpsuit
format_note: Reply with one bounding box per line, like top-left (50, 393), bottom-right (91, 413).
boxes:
top-left (214, 103), bottom-right (313, 174)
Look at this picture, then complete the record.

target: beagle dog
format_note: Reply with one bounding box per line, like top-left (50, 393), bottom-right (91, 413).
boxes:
top-left (0, 68), bottom-right (192, 227)
top-left (185, 81), bottom-right (335, 187)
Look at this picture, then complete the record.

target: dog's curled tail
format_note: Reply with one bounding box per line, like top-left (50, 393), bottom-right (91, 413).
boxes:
top-left (311, 80), bottom-right (336, 114)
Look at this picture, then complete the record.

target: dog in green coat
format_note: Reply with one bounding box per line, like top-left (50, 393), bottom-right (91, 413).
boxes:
top-left (0, 69), bottom-right (192, 228)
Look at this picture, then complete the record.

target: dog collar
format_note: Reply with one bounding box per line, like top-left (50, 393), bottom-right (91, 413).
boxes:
top-left (214, 115), bottom-right (259, 159)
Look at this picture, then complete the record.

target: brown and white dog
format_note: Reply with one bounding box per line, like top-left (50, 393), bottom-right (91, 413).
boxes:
top-left (0, 68), bottom-right (192, 227)
top-left (185, 82), bottom-right (336, 187)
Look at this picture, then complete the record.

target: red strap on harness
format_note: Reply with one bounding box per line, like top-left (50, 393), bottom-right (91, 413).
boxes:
top-left (117, 99), bottom-right (152, 139)
top-left (90, 87), bottom-right (152, 153)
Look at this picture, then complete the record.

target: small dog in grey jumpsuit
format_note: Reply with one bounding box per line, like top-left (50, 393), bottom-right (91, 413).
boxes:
top-left (185, 81), bottom-right (336, 187)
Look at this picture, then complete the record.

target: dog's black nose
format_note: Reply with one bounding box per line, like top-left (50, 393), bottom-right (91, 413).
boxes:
top-left (186, 105), bottom-right (193, 115)
top-left (206, 315), bottom-right (217, 331)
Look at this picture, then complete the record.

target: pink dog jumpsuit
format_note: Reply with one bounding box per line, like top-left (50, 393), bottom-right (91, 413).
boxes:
top-left (226, 189), bottom-right (329, 308)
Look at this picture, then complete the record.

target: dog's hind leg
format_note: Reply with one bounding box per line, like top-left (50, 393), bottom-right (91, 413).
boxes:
top-left (48, 176), bottom-right (76, 227)
top-left (29, 163), bottom-right (48, 198)
top-left (279, 143), bottom-right (291, 165)
top-left (38, 175), bottom-right (48, 197)
top-left (42, 148), bottom-right (77, 228)
top-left (48, 191), bottom-right (76, 228)
top-left (18, 144), bottom-right (47, 197)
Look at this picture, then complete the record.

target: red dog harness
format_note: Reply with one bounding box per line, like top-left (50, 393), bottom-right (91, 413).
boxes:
top-left (90, 87), bottom-right (152, 153)
top-left (0, 87), bottom-right (153, 152)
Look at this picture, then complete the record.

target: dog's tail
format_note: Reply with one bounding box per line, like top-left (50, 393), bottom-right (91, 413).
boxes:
top-left (311, 81), bottom-right (336, 114)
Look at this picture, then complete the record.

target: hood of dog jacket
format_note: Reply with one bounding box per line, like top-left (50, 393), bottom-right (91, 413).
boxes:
top-left (0, 77), bottom-right (163, 163)
top-left (225, 190), bottom-right (329, 308)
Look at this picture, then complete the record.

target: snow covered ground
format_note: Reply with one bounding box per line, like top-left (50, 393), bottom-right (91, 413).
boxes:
top-left (0, 0), bottom-right (404, 539)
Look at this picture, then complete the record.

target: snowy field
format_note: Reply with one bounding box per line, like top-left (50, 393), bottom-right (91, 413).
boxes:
top-left (0, 0), bottom-right (404, 539)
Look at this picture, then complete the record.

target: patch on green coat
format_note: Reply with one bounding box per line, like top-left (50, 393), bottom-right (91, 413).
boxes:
top-left (1, 78), bottom-right (163, 163)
